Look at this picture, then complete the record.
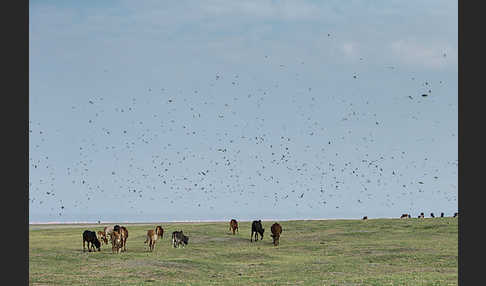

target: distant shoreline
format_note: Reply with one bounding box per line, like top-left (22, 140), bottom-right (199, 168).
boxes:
top-left (29, 216), bottom-right (400, 225)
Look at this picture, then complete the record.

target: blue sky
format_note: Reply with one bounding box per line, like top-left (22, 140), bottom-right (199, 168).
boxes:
top-left (29, 0), bottom-right (457, 223)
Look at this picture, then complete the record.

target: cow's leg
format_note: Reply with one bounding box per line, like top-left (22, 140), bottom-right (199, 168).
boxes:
top-left (83, 239), bottom-right (86, 252)
top-left (250, 231), bottom-right (253, 242)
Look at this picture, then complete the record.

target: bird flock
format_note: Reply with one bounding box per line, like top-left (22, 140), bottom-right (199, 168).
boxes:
top-left (29, 51), bottom-right (457, 221)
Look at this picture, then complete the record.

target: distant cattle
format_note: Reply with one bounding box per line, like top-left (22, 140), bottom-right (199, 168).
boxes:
top-left (229, 219), bottom-right (239, 235)
top-left (430, 213), bottom-right (435, 218)
top-left (362, 216), bottom-right (368, 220)
top-left (419, 213), bottom-right (425, 218)
top-left (172, 230), bottom-right (189, 248)
top-left (97, 231), bottom-right (108, 245)
top-left (251, 220), bottom-right (265, 242)
top-left (400, 214), bottom-right (409, 219)
top-left (110, 230), bottom-right (123, 254)
top-left (453, 212), bottom-right (458, 218)
top-left (440, 212), bottom-right (445, 218)
top-left (83, 230), bottom-right (101, 252)
top-left (270, 223), bottom-right (282, 246)
top-left (120, 226), bottom-right (128, 252)
top-left (145, 226), bottom-right (164, 252)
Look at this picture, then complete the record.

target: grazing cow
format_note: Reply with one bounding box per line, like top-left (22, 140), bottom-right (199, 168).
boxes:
top-left (82, 230), bottom-right (101, 252)
top-left (430, 213), bottom-right (435, 218)
top-left (440, 212), bottom-right (445, 218)
top-left (110, 230), bottom-right (123, 254)
top-left (270, 223), bottom-right (282, 246)
top-left (144, 226), bottom-right (164, 252)
top-left (453, 212), bottom-right (458, 218)
top-left (103, 225), bottom-right (116, 242)
top-left (362, 216), bottom-right (368, 220)
top-left (408, 214), bottom-right (411, 218)
top-left (97, 231), bottom-right (108, 245)
top-left (400, 214), bottom-right (409, 219)
top-left (419, 212), bottom-right (425, 218)
top-left (172, 230), bottom-right (189, 248)
top-left (251, 220), bottom-right (265, 242)
top-left (120, 226), bottom-right (128, 252)
top-left (229, 219), bottom-right (239, 235)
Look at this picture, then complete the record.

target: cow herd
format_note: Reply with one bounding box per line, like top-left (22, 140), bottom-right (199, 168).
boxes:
top-left (82, 214), bottom-right (458, 253)
top-left (397, 212), bottom-right (458, 219)
top-left (82, 219), bottom-right (283, 253)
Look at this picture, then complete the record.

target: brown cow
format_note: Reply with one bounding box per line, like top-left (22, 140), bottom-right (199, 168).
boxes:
top-left (270, 223), bottom-right (282, 246)
top-left (120, 226), bottom-right (128, 252)
top-left (400, 214), bottom-right (409, 219)
top-left (144, 226), bottom-right (164, 252)
top-left (229, 219), bottom-right (239, 235)
top-left (110, 230), bottom-right (123, 254)
top-left (97, 230), bottom-right (108, 245)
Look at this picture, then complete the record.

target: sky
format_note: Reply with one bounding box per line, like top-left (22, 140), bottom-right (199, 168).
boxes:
top-left (29, 0), bottom-right (458, 223)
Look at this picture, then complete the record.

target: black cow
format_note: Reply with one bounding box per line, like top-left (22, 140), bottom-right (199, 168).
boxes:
top-left (440, 212), bottom-right (445, 218)
top-left (251, 220), bottom-right (265, 242)
top-left (453, 212), bottom-right (458, 218)
top-left (430, 213), bottom-right (435, 218)
top-left (172, 230), bottom-right (189, 248)
top-left (83, 230), bottom-right (101, 252)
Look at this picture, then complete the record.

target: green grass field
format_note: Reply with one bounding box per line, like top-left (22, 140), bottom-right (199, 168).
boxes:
top-left (29, 218), bottom-right (458, 286)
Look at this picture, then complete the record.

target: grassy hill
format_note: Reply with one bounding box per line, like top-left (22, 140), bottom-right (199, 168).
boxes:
top-left (29, 218), bottom-right (458, 285)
